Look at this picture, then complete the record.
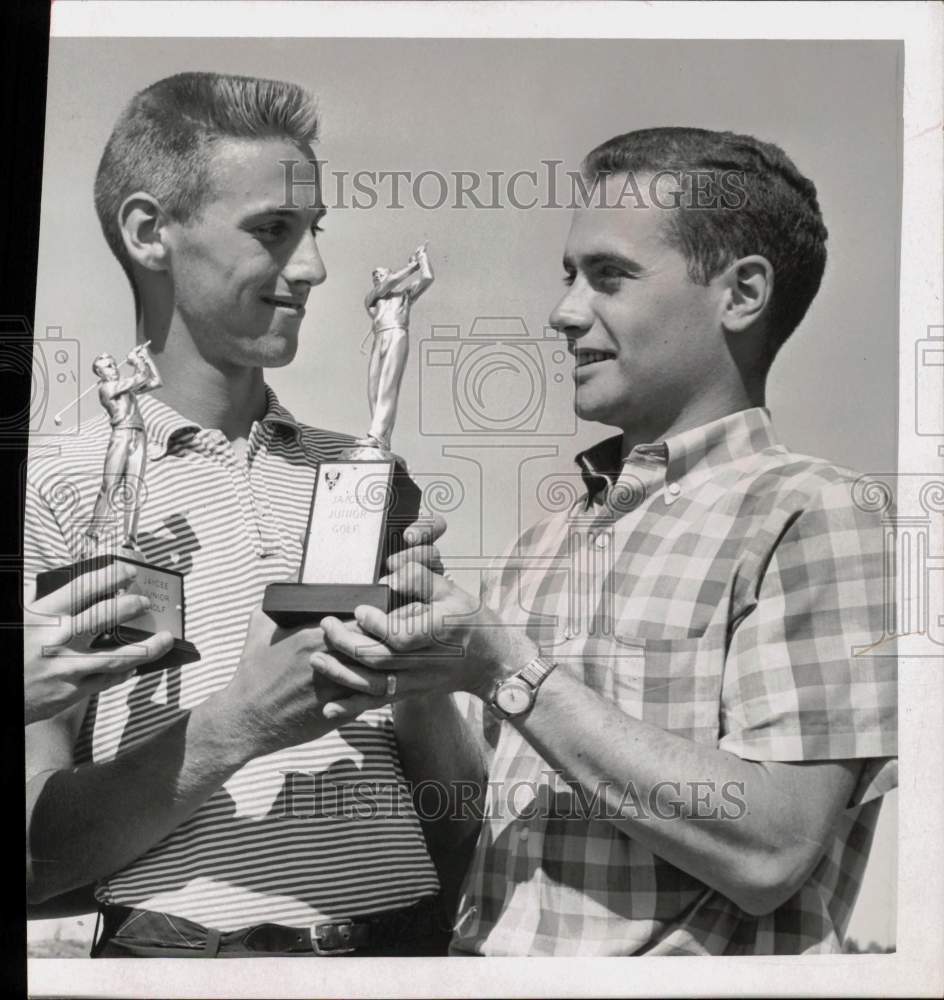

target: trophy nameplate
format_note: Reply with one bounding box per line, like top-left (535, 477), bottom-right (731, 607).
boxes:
top-left (263, 459), bottom-right (421, 627)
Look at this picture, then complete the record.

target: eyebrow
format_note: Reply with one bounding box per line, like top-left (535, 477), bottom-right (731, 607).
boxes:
top-left (562, 251), bottom-right (647, 273)
top-left (243, 204), bottom-right (328, 221)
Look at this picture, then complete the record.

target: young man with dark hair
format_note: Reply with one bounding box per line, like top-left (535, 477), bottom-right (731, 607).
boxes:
top-left (25, 72), bottom-right (448, 957)
top-left (312, 127), bottom-right (898, 956)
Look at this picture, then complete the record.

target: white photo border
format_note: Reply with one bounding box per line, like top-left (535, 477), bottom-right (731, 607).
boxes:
top-left (29, 2), bottom-right (943, 997)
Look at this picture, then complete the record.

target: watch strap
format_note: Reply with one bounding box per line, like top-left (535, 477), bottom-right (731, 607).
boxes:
top-left (517, 655), bottom-right (557, 690)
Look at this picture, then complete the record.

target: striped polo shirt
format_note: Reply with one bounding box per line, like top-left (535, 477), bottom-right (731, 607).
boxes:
top-left (25, 388), bottom-right (439, 930)
top-left (452, 408), bottom-right (897, 955)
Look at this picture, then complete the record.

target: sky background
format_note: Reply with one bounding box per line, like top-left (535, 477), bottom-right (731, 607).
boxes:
top-left (31, 36), bottom-right (901, 949)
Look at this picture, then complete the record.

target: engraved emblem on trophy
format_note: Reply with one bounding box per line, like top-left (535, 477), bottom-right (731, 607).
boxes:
top-left (36, 342), bottom-right (199, 671)
top-left (263, 243), bottom-right (434, 625)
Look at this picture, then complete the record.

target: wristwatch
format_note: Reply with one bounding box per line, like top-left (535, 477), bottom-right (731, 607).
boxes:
top-left (486, 656), bottom-right (558, 720)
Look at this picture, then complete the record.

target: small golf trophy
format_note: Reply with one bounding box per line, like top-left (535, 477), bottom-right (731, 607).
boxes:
top-left (35, 343), bottom-right (199, 672)
top-left (263, 243), bottom-right (434, 626)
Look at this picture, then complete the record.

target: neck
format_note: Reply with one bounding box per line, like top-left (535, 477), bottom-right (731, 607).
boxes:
top-left (136, 313), bottom-right (268, 441)
top-left (618, 338), bottom-right (768, 458)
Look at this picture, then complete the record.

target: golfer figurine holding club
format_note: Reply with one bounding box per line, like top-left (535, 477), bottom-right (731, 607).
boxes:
top-left (26, 339), bottom-right (171, 721)
top-left (36, 340), bottom-right (198, 675)
top-left (357, 242), bottom-right (434, 455)
top-left (82, 342), bottom-right (162, 553)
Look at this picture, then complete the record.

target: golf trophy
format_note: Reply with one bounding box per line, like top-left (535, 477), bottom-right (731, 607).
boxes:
top-left (35, 342), bottom-right (199, 672)
top-left (263, 243), bottom-right (434, 626)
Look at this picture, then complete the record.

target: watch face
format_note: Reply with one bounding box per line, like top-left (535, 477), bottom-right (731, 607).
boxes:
top-left (495, 679), bottom-right (533, 716)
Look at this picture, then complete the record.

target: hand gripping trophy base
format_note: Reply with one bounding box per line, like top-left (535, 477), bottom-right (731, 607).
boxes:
top-left (35, 551), bottom-right (201, 674)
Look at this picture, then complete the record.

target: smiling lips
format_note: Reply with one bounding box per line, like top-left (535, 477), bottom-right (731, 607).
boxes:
top-left (573, 348), bottom-right (616, 369)
top-left (261, 295), bottom-right (306, 315)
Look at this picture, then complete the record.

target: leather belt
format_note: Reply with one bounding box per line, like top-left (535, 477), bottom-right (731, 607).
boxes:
top-left (97, 895), bottom-right (446, 956)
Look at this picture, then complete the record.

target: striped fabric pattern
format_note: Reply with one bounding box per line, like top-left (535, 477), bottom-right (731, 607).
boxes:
top-left (450, 407), bottom-right (897, 956)
top-left (25, 389), bottom-right (439, 930)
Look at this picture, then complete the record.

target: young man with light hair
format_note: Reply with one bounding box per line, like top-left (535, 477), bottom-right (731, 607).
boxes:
top-left (25, 71), bottom-right (448, 957)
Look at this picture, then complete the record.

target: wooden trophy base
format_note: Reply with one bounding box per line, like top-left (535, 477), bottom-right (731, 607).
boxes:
top-left (35, 553), bottom-right (199, 675)
top-left (262, 583), bottom-right (391, 628)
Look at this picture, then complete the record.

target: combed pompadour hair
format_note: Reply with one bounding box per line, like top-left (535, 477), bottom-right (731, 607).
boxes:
top-left (94, 72), bottom-right (319, 306)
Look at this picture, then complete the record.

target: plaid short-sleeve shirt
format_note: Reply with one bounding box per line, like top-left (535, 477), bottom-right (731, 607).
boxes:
top-left (451, 408), bottom-right (897, 956)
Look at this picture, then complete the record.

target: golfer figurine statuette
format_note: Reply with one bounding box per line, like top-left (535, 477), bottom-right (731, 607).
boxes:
top-left (36, 342), bottom-right (199, 671)
top-left (349, 241), bottom-right (434, 458)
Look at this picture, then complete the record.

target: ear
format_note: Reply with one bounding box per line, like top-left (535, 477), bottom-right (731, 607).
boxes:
top-left (117, 192), bottom-right (169, 273)
top-left (719, 255), bottom-right (773, 334)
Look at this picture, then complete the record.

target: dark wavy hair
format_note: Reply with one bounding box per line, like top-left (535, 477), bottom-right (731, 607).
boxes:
top-left (582, 127), bottom-right (828, 363)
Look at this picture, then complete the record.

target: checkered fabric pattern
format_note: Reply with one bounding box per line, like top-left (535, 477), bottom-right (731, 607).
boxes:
top-left (450, 408), bottom-right (897, 956)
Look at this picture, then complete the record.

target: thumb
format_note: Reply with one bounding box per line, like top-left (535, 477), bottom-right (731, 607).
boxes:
top-left (323, 693), bottom-right (387, 721)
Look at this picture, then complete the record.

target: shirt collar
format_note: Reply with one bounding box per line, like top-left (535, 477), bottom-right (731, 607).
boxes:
top-left (576, 433), bottom-right (628, 502)
top-left (574, 407), bottom-right (778, 505)
top-left (661, 406), bottom-right (778, 486)
top-left (258, 385), bottom-right (303, 442)
top-left (138, 384), bottom-right (302, 460)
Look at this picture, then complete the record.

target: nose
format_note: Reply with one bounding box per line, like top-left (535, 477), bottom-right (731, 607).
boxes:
top-left (283, 228), bottom-right (327, 289)
top-left (549, 277), bottom-right (593, 341)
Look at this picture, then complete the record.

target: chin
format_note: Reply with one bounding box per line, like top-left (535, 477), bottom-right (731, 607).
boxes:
top-left (254, 332), bottom-right (300, 369)
top-left (575, 392), bottom-right (619, 427)
top-left (262, 347), bottom-right (298, 369)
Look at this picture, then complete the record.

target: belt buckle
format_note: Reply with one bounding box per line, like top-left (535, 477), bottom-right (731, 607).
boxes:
top-left (312, 919), bottom-right (357, 955)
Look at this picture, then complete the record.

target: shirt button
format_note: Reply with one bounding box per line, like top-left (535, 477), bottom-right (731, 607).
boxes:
top-left (562, 628), bottom-right (573, 641)
top-left (595, 534), bottom-right (608, 548)
top-left (667, 483), bottom-right (681, 496)
top-left (519, 826), bottom-right (529, 842)
top-left (146, 443), bottom-right (163, 460)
